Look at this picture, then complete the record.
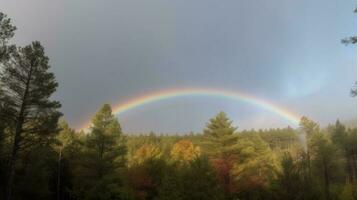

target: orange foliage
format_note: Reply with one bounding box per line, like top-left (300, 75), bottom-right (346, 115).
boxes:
top-left (170, 140), bottom-right (201, 162)
top-left (132, 144), bottom-right (161, 164)
top-left (211, 156), bottom-right (237, 194)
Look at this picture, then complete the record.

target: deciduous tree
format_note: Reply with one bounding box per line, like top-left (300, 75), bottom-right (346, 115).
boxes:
top-left (170, 140), bottom-right (200, 162)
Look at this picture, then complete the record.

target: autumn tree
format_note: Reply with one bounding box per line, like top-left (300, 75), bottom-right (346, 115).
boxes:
top-left (1, 41), bottom-right (62, 200)
top-left (170, 140), bottom-right (201, 162)
top-left (132, 144), bottom-right (162, 165)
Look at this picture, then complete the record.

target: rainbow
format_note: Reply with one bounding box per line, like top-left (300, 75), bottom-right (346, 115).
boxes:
top-left (79, 87), bottom-right (301, 130)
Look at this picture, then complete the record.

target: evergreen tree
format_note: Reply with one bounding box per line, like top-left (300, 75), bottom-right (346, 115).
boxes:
top-left (233, 133), bottom-right (278, 196)
top-left (203, 112), bottom-right (238, 158)
top-left (180, 157), bottom-right (224, 200)
top-left (0, 12), bottom-right (16, 164)
top-left (330, 120), bottom-right (355, 182)
top-left (300, 116), bottom-right (320, 138)
top-left (202, 112), bottom-right (240, 198)
top-left (346, 129), bottom-right (357, 183)
top-left (55, 120), bottom-right (79, 200)
top-left (75, 104), bottom-right (126, 200)
top-left (0, 12), bottom-right (16, 62)
top-left (1, 41), bottom-right (62, 200)
top-left (272, 152), bottom-right (320, 200)
top-left (274, 153), bottom-right (303, 200)
top-left (157, 157), bottom-right (224, 200)
top-left (310, 132), bottom-right (342, 200)
top-left (299, 116), bottom-right (320, 178)
top-left (14, 143), bottom-right (58, 199)
top-left (88, 104), bottom-right (126, 173)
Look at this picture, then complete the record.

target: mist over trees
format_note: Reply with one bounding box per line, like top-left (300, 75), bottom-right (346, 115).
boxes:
top-left (1, 11), bottom-right (357, 200)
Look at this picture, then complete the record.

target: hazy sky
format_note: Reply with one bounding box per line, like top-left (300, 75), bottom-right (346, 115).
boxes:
top-left (2, 0), bottom-right (357, 133)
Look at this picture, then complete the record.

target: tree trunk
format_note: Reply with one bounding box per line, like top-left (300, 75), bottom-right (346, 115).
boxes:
top-left (352, 154), bottom-right (357, 181)
top-left (307, 149), bottom-right (312, 178)
top-left (57, 148), bottom-right (62, 200)
top-left (5, 122), bottom-right (23, 200)
top-left (346, 153), bottom-right (353, 183)
top-left (5, 64), bottom-right (33, 200)
top-left (323, 159), bottom-right (330, 200)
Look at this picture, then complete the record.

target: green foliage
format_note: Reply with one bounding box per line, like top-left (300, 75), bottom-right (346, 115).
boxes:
top-left (339, 183), bottom-right (357, 200)
top-left (0, 34), bottom-right (62, 199)
top-left (310, 132), bottom-right (343, 200)
top-left (0, 12), bottom-right (16, 62)
top-left (300, 116), bottom-right (320, 138)
top-left (157, 157), bottom-right (224, 200)
top-left (73, 104), bottom-right (127, 200)
top-left (14, 145), bottom-right (58, 199)
top-left (233, 133), bottom-right (279, 196)
top-left (272, 152), bottom-right (320, 200)
top-left (203, 111), bottom-right (238, 158)
top-left (1, 41), bottom-right (62, 142)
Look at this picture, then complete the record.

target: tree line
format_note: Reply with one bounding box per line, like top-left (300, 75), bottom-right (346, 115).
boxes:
top-left (1, 12), bottom-right (357, 200)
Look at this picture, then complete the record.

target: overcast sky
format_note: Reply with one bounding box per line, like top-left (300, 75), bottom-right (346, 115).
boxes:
top-left (2, 0), bottom-right (357, 133)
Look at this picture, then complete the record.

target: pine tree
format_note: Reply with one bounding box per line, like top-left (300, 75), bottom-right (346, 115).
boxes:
top-left (330, 120), bottom-right (354, 182)
top-left (300, 116), bottom-right (320, 139)
top-left (273, 153), bottom-right (306, 200)
top-left (1, 41), bottom-right (62, 200)
top-left (0, 12), bottom-right (16, 150)
top-left (202, 112), bottom-right (240, 198)
top-left (0, 12), bottom-right (16, 62)
top-left (157, 157), bottom-right (224, 200)
top-left (88, 104), bottom-right (126, 170)
top-left (203, 112), bottom-right (238, 158)
top-left (76, 104), bottom-right (126, 200)
top-left (55, 120), bottom-right (78, 200)
top-left (180, 157), bottom-right (224, 200)
top-left (299, 116), bottom-right (320, 178)
top-left (233, 133), bottom-right (278, 195)
top-left (310, 132), bottom-right (342, 200)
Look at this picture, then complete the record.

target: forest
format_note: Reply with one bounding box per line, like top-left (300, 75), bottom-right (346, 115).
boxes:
top-left (1, 10), bottom-right (357, 200)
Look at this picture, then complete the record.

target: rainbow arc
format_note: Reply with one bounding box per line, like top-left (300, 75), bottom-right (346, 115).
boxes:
top-left (80, 87), bottom-right (301, 130)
